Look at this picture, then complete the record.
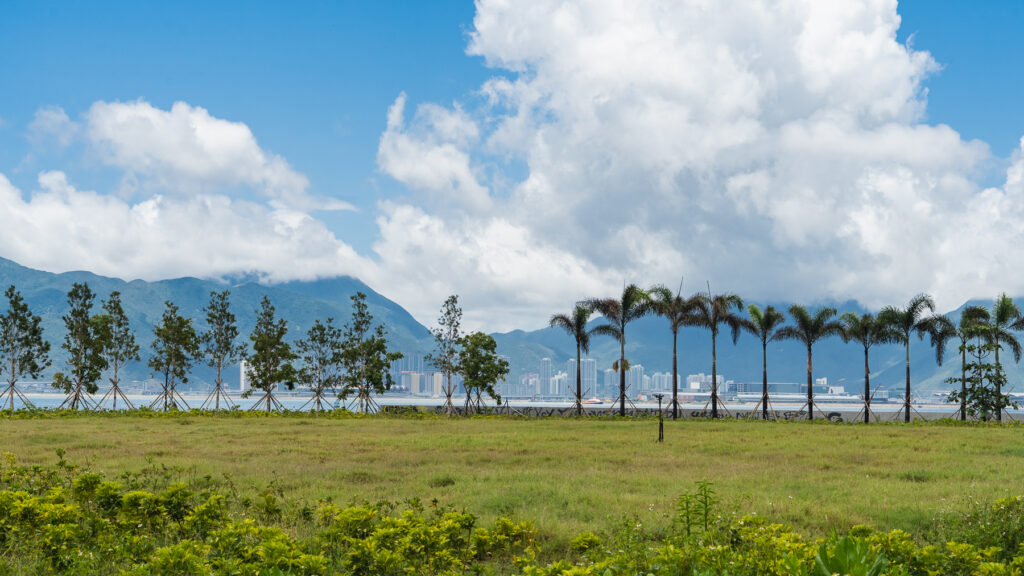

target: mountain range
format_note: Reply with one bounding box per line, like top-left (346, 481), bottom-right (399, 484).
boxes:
top-left (1, 256), bottom-right (1020, 395)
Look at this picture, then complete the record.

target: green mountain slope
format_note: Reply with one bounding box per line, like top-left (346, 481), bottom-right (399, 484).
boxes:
top-left (0, 258), bottom-right (434, 387)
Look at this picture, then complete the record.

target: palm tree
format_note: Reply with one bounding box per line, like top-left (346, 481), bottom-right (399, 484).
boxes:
top-left (970, 295), bottom-right (1022, 421)
top-left (690, 292), bottom-right (745, 419)
top-left (879, 294), bottom-right (945, 423)
top-left (650, 285), bottom-right (701, 419)
top-left (743, 304), bottom-right (787, 421)
top-left (929, 307), bottom-right (987, 421)
top-left (840, 312), bottom-right (898, 424)
top-left (550, 304), bottom-right (598, 416)
top-left (585, 284), bottom-right (653, 417)
top-left (776, 305), bottom-right (843, 421)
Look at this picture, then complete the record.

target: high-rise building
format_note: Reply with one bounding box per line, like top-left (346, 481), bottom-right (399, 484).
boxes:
top-left (686, 373), bottom-right (723, 392)
top-left (627, 364), bottom-right (645, 395)
top-left (581, 358), bottom-right (597, 397)
top-left (539, 358), bottom-right (552, 395)
top-left (496, 354), bottom-right (511, 396)
top-left (604, 368), bottom-right (618, 397)
top-left (520, 372), bottom-right (539, 397)
top-left (550, 372), bottom-right (567, 396)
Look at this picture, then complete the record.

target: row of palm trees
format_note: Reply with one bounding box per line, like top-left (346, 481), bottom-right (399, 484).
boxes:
top-left (551, 285), bottom-right (1024, 423)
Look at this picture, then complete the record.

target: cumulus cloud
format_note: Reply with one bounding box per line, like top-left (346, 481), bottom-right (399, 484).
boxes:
top-left (377, 93), bottom-right (492, 212)
top-left (28, 106), bottom-right (79, 147)
top-left (67, 100), bottom-right (348, 211)
top-left (374, 0), bottom-right (1024, 323)
top-left (0, 171), bottom-right (367, 284)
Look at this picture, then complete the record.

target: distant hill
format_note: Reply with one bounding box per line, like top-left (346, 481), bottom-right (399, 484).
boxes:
top-left (3, 256), bottom-right (1022, 397)
top-left (0, 257), bottom-right (433, 387)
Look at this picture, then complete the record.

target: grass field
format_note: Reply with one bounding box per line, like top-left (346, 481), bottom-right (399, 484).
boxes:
top-left (2, 414), bottom-right (1022, 545)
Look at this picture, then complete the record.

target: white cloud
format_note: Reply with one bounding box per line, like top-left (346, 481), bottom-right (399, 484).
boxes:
top-left (367, 201), bottom-right (613, 329)
top-left (372, 0), bottom-right (1024, 325)
top-left (0, 171), bottom-right (368, 284)
top-left (28, 106), bottom-right (79, 147)
top-left (82, 100), bottom-right (352, 211)
top-left (377, 93), bottom-right (492, 212)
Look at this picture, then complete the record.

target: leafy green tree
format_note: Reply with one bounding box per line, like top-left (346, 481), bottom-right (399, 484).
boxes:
top-left (972, 294), bottom-right (1023, 422)
top-left (689, 292), bottom-right (745, 419)
top-left (650, 286), bottom-right (701, 420)
top-left (840, 312), bottom-right (897, 423)
top-left (946, 340), bottom-right (1019, 421)
top-left (0, 285), bottom-right (51, 411)
top-left (296, 318), bottom-right (344, 412)
top-left (743, 304), bottom-right (787, 421)
top-left (929, 308), bottom-right (987, 421)
top-left (549, 303), bottom-right (598, 416)
top-left (338, 292), bottom-right (403, 413)
top-left (879, 294), bottom-right (945, 423)
top-left (53, 282), bottom-right (107, 410)
top-left (245, 296), bottom-right (297, 412)
top-left (148, 301), bottom-right (200, 411)
top-left (776, 305), bottom-right (842, 421)
top-left (94, 291), bottom-right (139, 410)
top-left (585, 284), bottom-right (653, 417)
top-left (459, 331), bottom-right (509, 414)
top-left (200, 290), bottom-right (245, 410)
top-left (426, 295), bottom-right (462, 417)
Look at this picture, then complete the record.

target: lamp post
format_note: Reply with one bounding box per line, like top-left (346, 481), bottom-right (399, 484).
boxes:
top-left (653, 393), bottom-right (665, 443)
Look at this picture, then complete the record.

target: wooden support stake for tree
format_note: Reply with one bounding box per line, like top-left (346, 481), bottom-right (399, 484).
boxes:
top-left (200, 382), bottom-right (236, 411)
top-left (96, 380), bottom-right (136, 411)
top-left (1, 382), bottom-right (35, 411)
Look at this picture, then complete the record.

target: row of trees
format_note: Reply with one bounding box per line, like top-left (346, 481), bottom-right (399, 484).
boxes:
top-left (551, 285), bottom-right (1023, 423)
top-left (0, 283), bottom-right (407, 413)
top-left (425, 295), bottom-right (510, 416)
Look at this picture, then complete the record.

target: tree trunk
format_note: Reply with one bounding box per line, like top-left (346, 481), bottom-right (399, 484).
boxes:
top-left (994, 340), bottom-right (1003, 422)
top-left (960, 346), bottom-right (967, 422)
top-left (576, 343), bottom-right (582, 417)
top-left (672, 330), bottom-right (679, 420)
top-left (619, 334), bottom-right (626, 417)
top-left (806, 345), bottom-right (813, 422)
top-left (711, 332), bottom-right (718, 419)
top-left (9, 359), bottom-right (16, 411)
top-left (864, 346), bottom-right (870, 424)
top-left (215, 360), bottom-right (223, 411)
top-left (904, 341), bottom-right (911, 423)
top-left (761, 340), bottom-right (768, 421)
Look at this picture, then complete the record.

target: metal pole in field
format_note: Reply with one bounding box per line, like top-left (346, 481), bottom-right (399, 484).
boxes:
top-left (654, 393), bottom-right (665, 442)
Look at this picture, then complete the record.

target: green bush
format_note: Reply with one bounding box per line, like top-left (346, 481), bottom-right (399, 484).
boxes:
top-left (6, 451), bottom-right (1024, 575)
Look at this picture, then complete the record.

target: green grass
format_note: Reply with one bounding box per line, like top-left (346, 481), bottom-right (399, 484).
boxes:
top-left (2, 413), bottom-right (1022, 544)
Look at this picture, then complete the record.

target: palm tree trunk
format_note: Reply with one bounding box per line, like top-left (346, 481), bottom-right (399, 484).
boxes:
top-left (994, 340), bottom-right (1003, 422)
top-left (904, 341), bottom-right (911, 423)
top-left (761, 340), bottom-right (768, 421)
top-left (576, 342), bottom-right (582, 417)
top-left (806, 345), bottom-right (813, 422)
top-left (863, 346), bottom-right (870, 424)
top-left (711, 333), bottom-right (718, 419)
top-left (672, 330), bottom-right (679, 420)
top-left (960, 346), bottom-right (967, 422)
top-left (619, 336), bottom-right (626, 417)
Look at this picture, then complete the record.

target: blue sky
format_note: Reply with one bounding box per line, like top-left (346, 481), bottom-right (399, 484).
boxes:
top-left (2, 1), bottom-right (1024, 330)
top-left (0, 0), bottom-right (491, 253)
top-left (897, 1), bottom-right (1024, 161)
